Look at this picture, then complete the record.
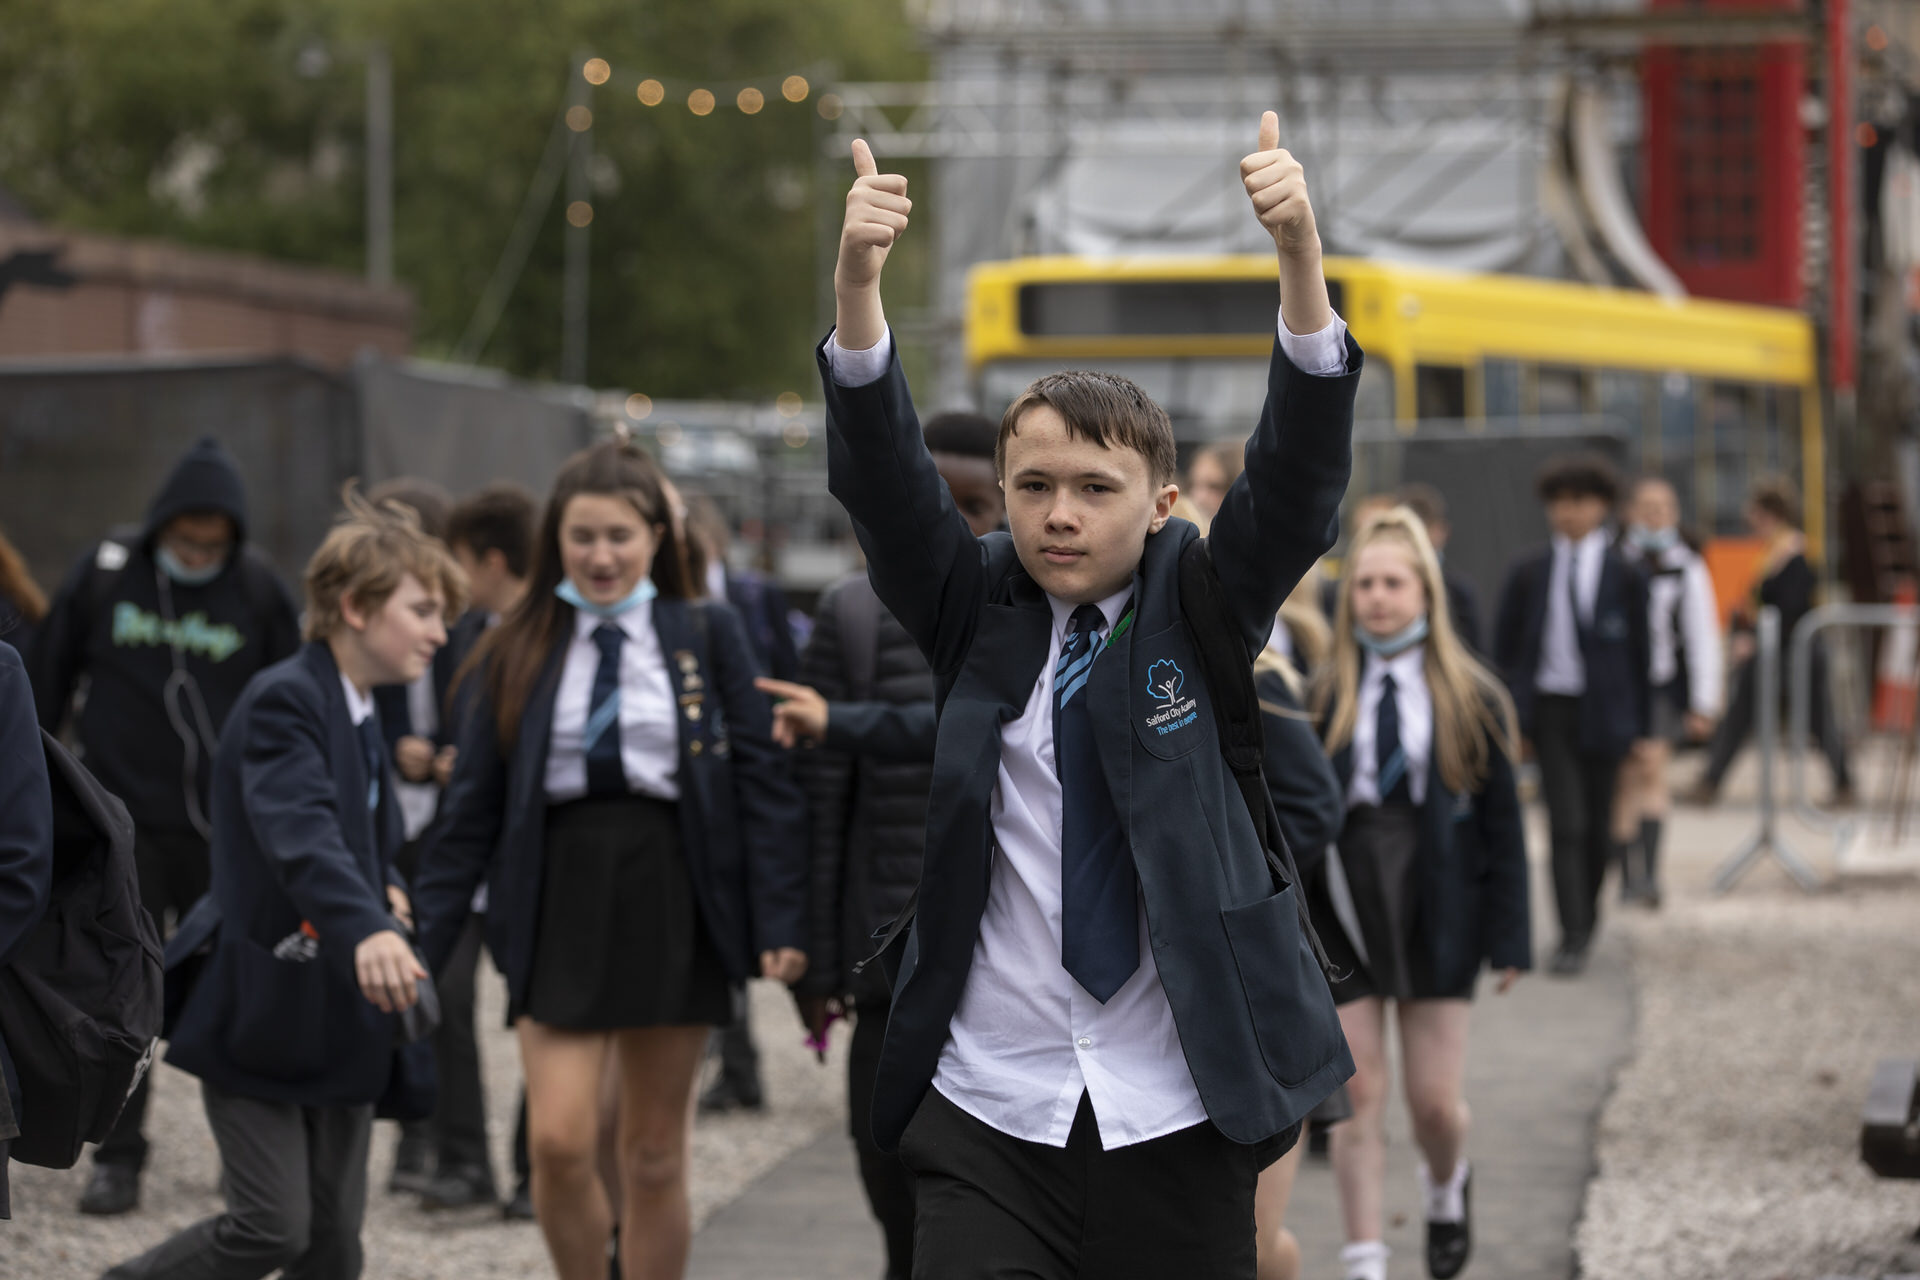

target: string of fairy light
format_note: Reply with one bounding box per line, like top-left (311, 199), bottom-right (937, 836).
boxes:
top-left (575, 56), bottom-right (845, 122)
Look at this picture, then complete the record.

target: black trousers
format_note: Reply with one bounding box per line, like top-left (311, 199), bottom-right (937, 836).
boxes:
top-left (1532, 694), bottom-right (1620, 951)
top-left (428, 913), bottom-right (492, 1177)
top-left (849, 997), bottom-right (914, 1277)
top-left (1703, 648), bottom-right (1852, 790)
top-left (899, 1089), bottom-right (1259, 1280)
top-left (103, 1082), bottom-right (373, 1280)
top-left (98, 825), bottom-right (211, 1170)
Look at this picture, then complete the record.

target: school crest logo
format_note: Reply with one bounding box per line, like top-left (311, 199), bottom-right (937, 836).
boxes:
top-left (1144, 657), bottom-right (1199, 735)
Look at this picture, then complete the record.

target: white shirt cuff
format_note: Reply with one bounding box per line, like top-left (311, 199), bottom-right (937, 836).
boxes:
top-left (1276, 309), bottom-right (1350, 377)
top-left (825, 327), bottom-right (894, 387)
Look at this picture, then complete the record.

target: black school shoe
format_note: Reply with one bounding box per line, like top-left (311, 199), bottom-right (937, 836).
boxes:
top-left (1426, 1168), bottom-right (1471, 1279)
top-left (78, 1163), bottom-right (140, 1216)
top-left (502, 1178), bottom-right (536, 1221)
top-left (420, 1164), bottom-right (499, 1211)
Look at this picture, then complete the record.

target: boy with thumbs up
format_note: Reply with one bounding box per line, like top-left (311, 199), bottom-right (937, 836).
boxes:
top-left (818, 116), bottom-right (1359, 1278)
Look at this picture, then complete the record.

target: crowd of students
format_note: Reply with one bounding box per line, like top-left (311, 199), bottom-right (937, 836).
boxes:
top-left (0, 118), bottom-right (1849, 1280)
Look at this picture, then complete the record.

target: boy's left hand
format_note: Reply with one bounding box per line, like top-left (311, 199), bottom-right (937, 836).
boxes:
top-left (1495, 967), bottom-right (1521, 995)
top-left (1241, 110), bottom-right (1319, 260)
top-left (760, 947), bottom-right (808, 985)
top-left (386, 884), bottom-right (413, 930)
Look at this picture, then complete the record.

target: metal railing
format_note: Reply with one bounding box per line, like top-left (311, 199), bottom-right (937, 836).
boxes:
top-left (1713, 608), bottom-right (1821, 894)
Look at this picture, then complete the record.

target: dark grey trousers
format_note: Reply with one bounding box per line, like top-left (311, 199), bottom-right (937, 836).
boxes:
top-left (1532, 694), bottom-right (1621, 951)
top-left (103, 1083), bottom-right (373, 1280)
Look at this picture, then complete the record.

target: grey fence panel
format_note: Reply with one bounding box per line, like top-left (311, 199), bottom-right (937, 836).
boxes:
top-left (354, 358), bottom-right (594, 498)
top-left (0, 357), bottom-right (359, 592)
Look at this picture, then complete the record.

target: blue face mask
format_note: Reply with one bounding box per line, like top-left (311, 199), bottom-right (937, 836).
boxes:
top-left (156, 545), bottom-right (226, 587)
top-left (555, 576), bottom-right (658, 618)
top-left (1358, 614), bottom-right (1429, 658)
top-left (1629, 524), bottom-right (1679, 553)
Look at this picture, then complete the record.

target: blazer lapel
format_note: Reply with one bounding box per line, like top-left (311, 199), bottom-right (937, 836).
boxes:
top-left (651, 599), bottom-right (706, 757)
top-left (513, 640), bottom-right (569, 819)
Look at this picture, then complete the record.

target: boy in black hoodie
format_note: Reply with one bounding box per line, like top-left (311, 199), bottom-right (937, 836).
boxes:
top-left (27, 435), bottom-right (301, 1215)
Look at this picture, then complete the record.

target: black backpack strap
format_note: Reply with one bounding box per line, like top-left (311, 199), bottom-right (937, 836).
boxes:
top-left (1177, 538), bottom-right (1339, 980)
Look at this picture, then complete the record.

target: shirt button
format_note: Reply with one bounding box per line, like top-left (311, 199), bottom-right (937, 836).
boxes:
top-left (1077, 1037), bottom-right (1091, 1048)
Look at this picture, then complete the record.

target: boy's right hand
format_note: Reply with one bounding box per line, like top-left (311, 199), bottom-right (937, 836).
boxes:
top-left (836, 139), bottom-right (911, 295)
top-left (355, 929), bottom-right (426, 1014)
top-left (755, 676), bottom-right (829, 748)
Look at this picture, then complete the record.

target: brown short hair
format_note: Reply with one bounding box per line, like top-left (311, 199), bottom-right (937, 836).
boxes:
top-left (1536, 452), bottom-right (1620, 506)
top-left (303, 485), bottom-right (469, 642)
top-left (1749, 476), bottom-right (1801, 529)
top-left (447, 482), bottom-right (538, 579)
top-left (997, 371), bottom-right (1178, 484)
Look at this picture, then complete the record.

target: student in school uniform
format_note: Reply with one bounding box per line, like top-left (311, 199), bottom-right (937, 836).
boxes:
top-left (0, 637), bottom-right (55, 1223)
top-left (103, 491), bottom-right (466, 1280)
top-left (1611, 477), bottom-right (1721, 907)
top-left (1251, 643), bottom-right (1345, 1280)
top-left (818, 114), bottom-right (1357, 1279)
top-left (411, 442), bottom-right (808, 1280)
top-left (1312, 507), bottom-right (1530, 1280)
top-left (1492, 454), bottom-right (1650, 976)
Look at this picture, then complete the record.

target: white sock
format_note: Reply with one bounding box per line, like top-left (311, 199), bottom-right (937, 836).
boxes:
top-left (1419, 1157), bottom-right (1470, 1222)
top-left (1340, 1240), bottom-right (1390, 1280)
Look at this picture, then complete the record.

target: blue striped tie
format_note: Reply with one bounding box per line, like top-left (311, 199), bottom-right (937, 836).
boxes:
top-left (1376, 671), bottom-right (1411, 806)
top-left (585, 624), bottom-right (627, 797)
top-left (1055, 603), bottom-right (1138, 1003)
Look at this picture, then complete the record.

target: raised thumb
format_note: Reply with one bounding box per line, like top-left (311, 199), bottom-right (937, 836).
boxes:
top-left (852, 138), bottom-right (878, 178)
top-left (1257, 110), bottom-right (1279, 153)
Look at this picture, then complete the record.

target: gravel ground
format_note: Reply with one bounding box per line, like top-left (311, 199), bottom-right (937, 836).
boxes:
top-left (4, 972), bottom-right (848, 1278)
top-left (1577, 756), bottom-right (1920, 1280)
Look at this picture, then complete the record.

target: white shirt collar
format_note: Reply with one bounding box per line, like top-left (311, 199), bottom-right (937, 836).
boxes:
top-left (1552, 526), bottom-right (1609, 557)
top-left (573, 598), bottom-right (654, 643)
top-left (339, 673), bottom-right (376, 726)
top-left (1362, 642), bottom-right (1426, 686)
top-left (1047, 584), bottom-right (1134, 642)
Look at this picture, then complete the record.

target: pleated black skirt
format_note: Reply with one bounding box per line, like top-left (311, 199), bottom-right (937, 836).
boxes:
top-left (1326, 801), bottom-right (1475, 1005)
top-left (522, 794), bottom-right (733, 1031)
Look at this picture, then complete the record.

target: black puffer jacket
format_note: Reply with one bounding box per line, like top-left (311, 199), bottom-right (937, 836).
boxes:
top-left (794, 573), bottom-right (936, 1001)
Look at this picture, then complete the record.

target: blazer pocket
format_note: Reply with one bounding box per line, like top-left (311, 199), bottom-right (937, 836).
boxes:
top-left (1221, 886), bottom-right (1341, 1088)
top-left (223, 938), bottom-right (331, 1083)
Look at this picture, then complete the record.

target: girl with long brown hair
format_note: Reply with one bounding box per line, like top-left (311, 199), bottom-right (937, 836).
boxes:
top-left (1311, 507), bottom-right (1531, 1280)
top-left (0, 526), bottom-right (48, 652)
top-left (413, 441), bottom-right (807, 1280)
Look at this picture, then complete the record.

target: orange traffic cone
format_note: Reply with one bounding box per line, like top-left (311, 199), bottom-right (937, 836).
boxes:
top-left (1872, 579), bottom-right (1920, 733)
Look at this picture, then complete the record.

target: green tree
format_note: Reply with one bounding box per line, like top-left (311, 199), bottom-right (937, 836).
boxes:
top-left (0, 0), bottom-right (925, 396)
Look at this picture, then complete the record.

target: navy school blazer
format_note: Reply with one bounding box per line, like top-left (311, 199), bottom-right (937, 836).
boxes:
top-left (1492, 542), bottom-right (1652, 758)
top-left (0, 641), bottom-right (54, 1125)
top-left (1317, 677), bottom-right (1533, 993)
top-left (1254, 667), bottom-right (1345, 863)
top-left (165, 642), bottom-right (405, 1107)
top-left (411, 598), bottom-right (808, 1012)
top-left (818, 330), bottom-right (1363, 1151)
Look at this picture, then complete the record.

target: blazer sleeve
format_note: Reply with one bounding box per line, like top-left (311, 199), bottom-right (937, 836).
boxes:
top-left (709, 603), bottom-right (809, 958)
top-left (0, 644), bottom-right (53, 969)
top-left (1206, 333), bottom-right (1362, 657)
top-left (1473, 727), bottom-right (1531, 972)
top-left (791, 586), bottom-right (854, 996)
top-left (1255, 669), bottom-right (1343, 870)
top-left (412, 677), bottom-right (509, 975)
top-left (23, 550), bottom-right (98, 735)
top-left (822, 701), bottom-right (937, 763)
top-left (238, 681), bottom-right (397, 961)
top-left (818, 335), bottom-right (985, 676)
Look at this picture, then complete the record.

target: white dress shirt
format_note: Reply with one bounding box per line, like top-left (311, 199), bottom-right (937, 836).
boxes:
top-left (545, 603), bottom-right (681, 802)
top-left (1348, 645), bottom-right (1432, 808)
top-left (394, 669), bottom-right (442, 840)
top-left (1643, 543), bottom-right (1725, 717)
top-left (340, 674), bottom-right (375, 727)
top-left (1535, 527), bottom-right (1609, 697)
top-left (825, 305), bottom-right (1349, 1152)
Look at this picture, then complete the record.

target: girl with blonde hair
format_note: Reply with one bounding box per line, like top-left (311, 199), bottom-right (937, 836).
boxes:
top-left (1310, 506), bottom-right (1531, 1280)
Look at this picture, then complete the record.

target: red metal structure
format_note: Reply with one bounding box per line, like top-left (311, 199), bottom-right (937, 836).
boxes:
top-left (1642, 0), bottom-right (1809, 309)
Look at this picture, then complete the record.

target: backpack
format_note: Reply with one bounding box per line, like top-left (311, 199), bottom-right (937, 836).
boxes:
top-left (0, 731), bottom-right (164, 1169)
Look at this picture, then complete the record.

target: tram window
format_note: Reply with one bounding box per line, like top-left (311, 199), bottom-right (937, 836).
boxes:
top-left (1710, 382), bottom-right (1753, 535)
top-left (1415, 364), bottom-right (1467, 419)
top-left (1774, 387), bottom-right (1801, 474)
top-left (1484, 359), bottom-right (1521, 419)
top-left (1355, 360), bottom-right (1395, 424)
top-left (1597, 369), bottom-right (1648, 439)
top-left (1535, 365), bottom-right (1586, 416)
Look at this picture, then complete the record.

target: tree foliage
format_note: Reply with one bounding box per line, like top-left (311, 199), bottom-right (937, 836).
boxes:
top-left (0, 0), bottom-right (923, 396)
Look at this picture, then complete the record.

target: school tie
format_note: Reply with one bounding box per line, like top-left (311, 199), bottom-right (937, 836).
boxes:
top-left (1055, 603), bottom-right (1138, 1003)
top-left (1376, 671), bottom-right (1412, 807)
top-left (1565, 542), bottom-right (1589, 637)
top-left (585, 623), bottom-right (628, 797)
top-left (356, 713), bottom-right (385, 813)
